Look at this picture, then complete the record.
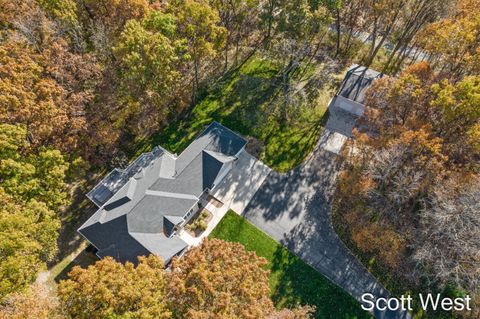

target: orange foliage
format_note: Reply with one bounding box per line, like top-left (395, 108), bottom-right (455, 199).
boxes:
top-left (351, 219), bottom-right (406, 270)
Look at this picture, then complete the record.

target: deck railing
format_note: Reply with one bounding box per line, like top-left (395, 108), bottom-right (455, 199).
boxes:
top-left (86, 146), bottom-right (163, 207)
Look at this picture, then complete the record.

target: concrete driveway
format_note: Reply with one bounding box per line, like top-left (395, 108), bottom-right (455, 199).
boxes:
top-left (325, 105), bottom-right (358, 137)
top-left (212, 150), bottom-right (271, 214)
top-left (242, 131), bottom-right (411, 319)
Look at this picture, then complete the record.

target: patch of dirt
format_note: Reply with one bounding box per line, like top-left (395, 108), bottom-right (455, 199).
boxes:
top-left (245, 136), bottom-right (264, 158)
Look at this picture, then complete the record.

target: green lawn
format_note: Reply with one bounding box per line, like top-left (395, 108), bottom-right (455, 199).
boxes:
top-left (210, 211), bottom-right (371, 319)
top-left (132, 56), bottom-right (335, 172)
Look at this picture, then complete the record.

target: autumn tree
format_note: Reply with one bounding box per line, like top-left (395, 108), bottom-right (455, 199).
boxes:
top-left (81, 0), bottom-right (150, 33)
top-left (361, 62), bottom-right (436, 131)
top-left (0, 36), bottom-right (101, 155)
top-left (334, 61), bottom-right (479, 301)
top-left (210, 0), bottom-right (261, 69)
top-left (328, 0), bottom-right (407, 65)
top-left (418, 0), bottom-right (480, 79)
top-left (334, 127), bottom-right (447, 271)
top-left (36, 0), bottom-right (78, 24)
top-left (113, 10), bottom-right (188, 134)
top-left (0, 283), bottom-right (63, 319)
top-left (165, 0), bottom-right (226, 101)
top-left (0, 124), bottom-right (67, 300)
top-left (381, 0), bottom-right (447, 74)
top-left (167, 239), bottom-right (274, 318)
top-left (79, 0), bottom-right (151, 59)
top-left (430, 76), bottom-right (480, 166)
top-left (261, 0), bottom-right (331, 123)
top-left (57, 255), bottom-right (170, 319)
top-left (268, 307), bottom-right (315, 319)
top-left (330, 0), bottom-right (366, 58)
top-left (363, 62), bottom-right (480, 167)
top-left (330, 0), bottom-right (447, 71)
top-left (412, 177), bottom-right (480, 298)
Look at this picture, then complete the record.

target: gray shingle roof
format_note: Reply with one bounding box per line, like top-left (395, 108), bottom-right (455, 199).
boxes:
top-left (79, 122), bottom-right (246, 264)
top-left (126, 195), bottom-right (197, 234)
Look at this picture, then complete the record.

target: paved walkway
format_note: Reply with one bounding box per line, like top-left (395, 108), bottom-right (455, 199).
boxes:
top-left (242, 130), bottom-right (411, 319)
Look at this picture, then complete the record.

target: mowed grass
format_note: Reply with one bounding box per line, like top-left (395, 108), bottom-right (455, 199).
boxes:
top-left (210, 211), bottom-right (372, 319)
top-left (133, 56), bottom-right (333, 172)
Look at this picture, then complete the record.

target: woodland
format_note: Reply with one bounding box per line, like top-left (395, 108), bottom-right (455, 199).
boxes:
top-left (0, 0), bottom-right (478, 318)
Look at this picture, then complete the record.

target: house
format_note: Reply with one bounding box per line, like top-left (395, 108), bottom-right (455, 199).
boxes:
top-left (329, 64), bottom-right (382, 117)
top-left (79, 122), bottom-right (247, 264)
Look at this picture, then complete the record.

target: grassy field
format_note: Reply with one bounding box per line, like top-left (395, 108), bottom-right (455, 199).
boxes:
top-left (132, 56), bottom-right (336, 172)
top-left (210, 211), bottom-right (371, 319)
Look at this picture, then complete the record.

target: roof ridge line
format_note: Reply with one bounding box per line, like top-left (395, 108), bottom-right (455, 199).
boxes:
top-left (144, 189), bottom-right (198, 200)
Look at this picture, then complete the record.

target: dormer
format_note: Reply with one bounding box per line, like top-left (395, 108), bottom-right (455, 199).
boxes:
top-left (104, 179), bottom-right (137, 211)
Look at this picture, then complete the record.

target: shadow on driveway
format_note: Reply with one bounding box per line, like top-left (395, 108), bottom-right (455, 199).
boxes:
top-left (243, 133), bottom-right (411, 319)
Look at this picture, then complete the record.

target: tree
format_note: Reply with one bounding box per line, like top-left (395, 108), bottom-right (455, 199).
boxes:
top-left (412, 177), bottom-right (480, 297)
top-left (113, 10), bottom-right (187, 134)
top-left (268, 306), bottom-right (315, 319)
top-left (418, 0), bottom-right (480, 79)
top-left (331, 0), bottom-right (447, 70)
top-left (329, 0), bottom-right (365, 58)
top-left (0, 191), bottom-right (60, 300)
top-left (168, 239), bottom-right (280, 318)
top-left (0, 41), bottom-right (67, 150)
top-left (0, 283), bottom-right (63, 319)
top-left (367, 129), bottom-right (446, 218)
top-left (430, 75), bottom-right (480, 166)
top-left (334, 59), bottom-right (479, 305)
top-left (81, 0), bottom-right (150, 33)
top-left (80, 0), bottom-right (151, 59)
top-left (36, 0), bottom-right (78, 24)
top-left (363, 63), bottom-right (480, 168)
top-left (362, 62), bottom-right (435, 132)
top-left (58, 240), bottom-right (313, 319)
top-left (0, 38), bottom-right (100, 155)
top-left (0, 124), bottom-right (66, 300)
top-left (262, 0), bottom-right (331, 123)
top-left (209, 0), bottom-right (261, 69)
top-left (166, 0), bottom-right (226, 101)
top-left (0, 124), bottom-right (69, 211)
top-left (381, 0), bottom-right (446, 74)
top-left (361, 0), bottom-right (406, 68)
top-left (58, 255), bottom-right (170, 319)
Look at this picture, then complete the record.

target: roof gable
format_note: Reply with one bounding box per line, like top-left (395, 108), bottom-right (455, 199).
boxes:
top-left (202, 151), bottom-right (225, 190)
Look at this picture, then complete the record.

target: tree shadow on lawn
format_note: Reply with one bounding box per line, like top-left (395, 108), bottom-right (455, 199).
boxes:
top-left (129, 59), bottom-right (285, 163)
top-left (47, 178), bottom-right (99, 269)
top-left (152, 69), bottom-right (324, 172)
top-left (263, 120), bottom-right (324, 171)
top-left (53, 246), bottom-right (99, 283)
top-left (269, 245), bottom-right (371, 319)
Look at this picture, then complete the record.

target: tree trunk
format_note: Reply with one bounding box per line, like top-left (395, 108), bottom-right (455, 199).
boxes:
top-left (224, 33), bottom-right (229, 72)
top-left (335, 8), bottom-right (341, 57)
top-left (281, 59), bottom-right (294, 125)
top-left (235, 35), bottom-right (240, 66)
top-left (343, 25), bottom-right (354, 56)
top-left (193, 56), bottom-right (199, 105)
top-left (364, 16), bottom-right (378, 64)
top-left (265, 0), bottom-right (276, 45)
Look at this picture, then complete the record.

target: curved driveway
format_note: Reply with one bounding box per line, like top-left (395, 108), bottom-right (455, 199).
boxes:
top-left (242, 130), bottom-right (411, 319)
